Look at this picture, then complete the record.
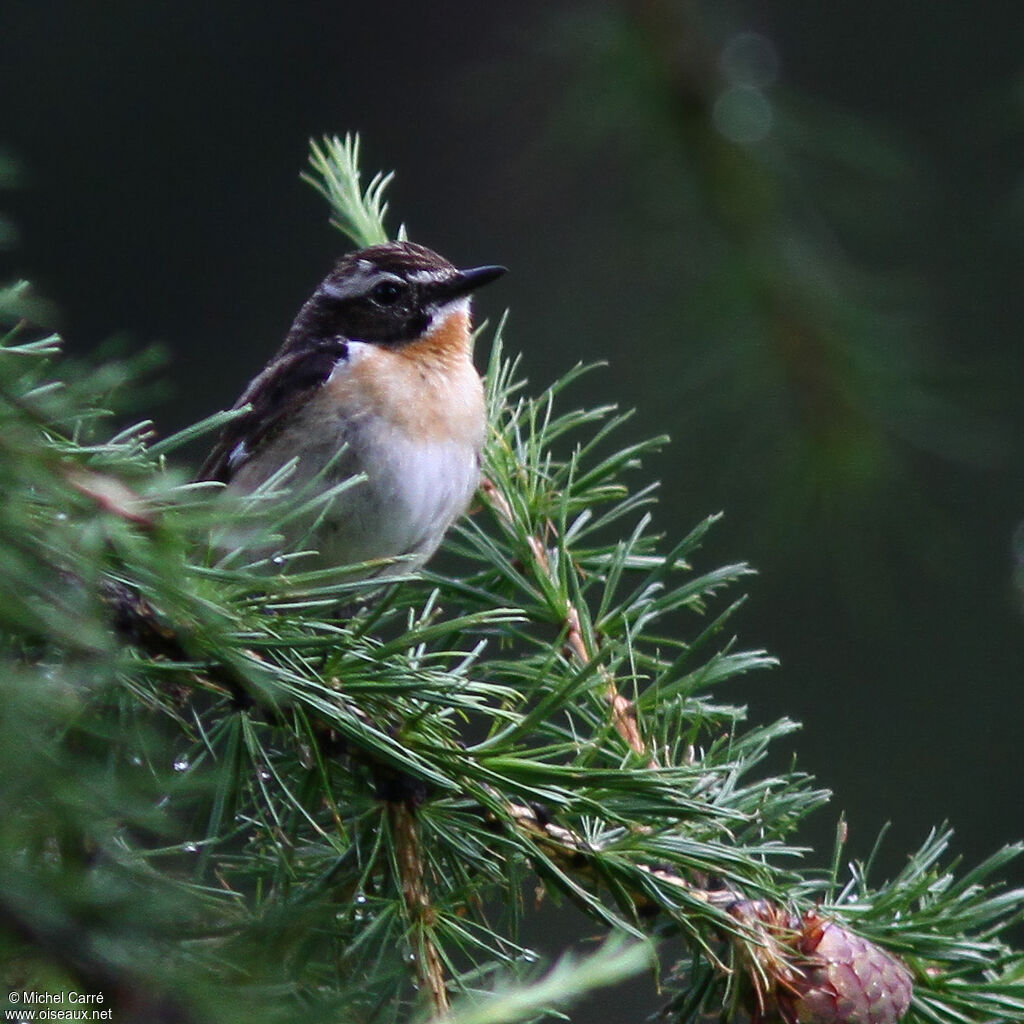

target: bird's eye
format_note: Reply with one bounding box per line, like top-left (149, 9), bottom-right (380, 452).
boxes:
top-left (370, 280), bottom-right (404, 306)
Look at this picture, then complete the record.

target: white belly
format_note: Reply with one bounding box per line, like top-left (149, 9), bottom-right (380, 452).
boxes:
top-left (314, 430), bottom-right (480, 575)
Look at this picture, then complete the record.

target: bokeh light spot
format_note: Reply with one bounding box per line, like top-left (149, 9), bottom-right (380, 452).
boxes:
top-left (712, 85), bottom-right (774, 144)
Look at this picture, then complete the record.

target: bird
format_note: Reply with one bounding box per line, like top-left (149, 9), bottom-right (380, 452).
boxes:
top-left (197, 240), bottom-right (506, 576)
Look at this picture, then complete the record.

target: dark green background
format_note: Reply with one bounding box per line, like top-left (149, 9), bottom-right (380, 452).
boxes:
top-left (2, 0), bottom-right (1022, 995)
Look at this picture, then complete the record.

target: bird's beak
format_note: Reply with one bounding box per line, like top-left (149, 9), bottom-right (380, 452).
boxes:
top-left (437, 264), bottom-right (507, 302)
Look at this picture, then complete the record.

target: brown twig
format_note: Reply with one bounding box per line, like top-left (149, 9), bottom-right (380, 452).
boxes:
top-left (503, 797), bottom-right (734, 911)
top-left (389, 801), bottom-right (450, 1016)
top-left (481, 476), bottom-right (656, 767)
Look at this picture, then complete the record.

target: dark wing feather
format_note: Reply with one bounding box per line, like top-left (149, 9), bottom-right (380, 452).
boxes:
top-left (196, 342), bottom-right (348, 484)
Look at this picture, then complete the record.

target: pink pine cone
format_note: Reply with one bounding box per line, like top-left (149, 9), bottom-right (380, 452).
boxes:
top-left (791, 915), bottom-right (913, 1024)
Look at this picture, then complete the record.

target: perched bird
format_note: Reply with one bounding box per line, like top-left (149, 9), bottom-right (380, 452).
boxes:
top-left (198, 241), bottom-right (505, 575)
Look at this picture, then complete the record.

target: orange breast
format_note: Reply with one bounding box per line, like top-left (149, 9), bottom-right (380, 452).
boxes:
top-left (324, 308), bottom-right (485, 446)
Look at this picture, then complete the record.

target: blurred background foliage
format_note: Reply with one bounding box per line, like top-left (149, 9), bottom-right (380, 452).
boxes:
top-left (1, 0), bottom-right (1022, 998)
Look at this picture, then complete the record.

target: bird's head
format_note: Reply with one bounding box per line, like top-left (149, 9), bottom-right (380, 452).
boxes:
top-left (289, 241), bottom-right (506, 350)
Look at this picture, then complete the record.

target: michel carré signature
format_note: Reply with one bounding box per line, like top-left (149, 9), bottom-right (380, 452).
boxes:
top-left (9, 992), bottom-right (106, 1006)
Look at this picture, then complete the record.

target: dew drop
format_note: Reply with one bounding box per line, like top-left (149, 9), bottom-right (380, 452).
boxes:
top-left (173, 758), bottom-right (190, 773)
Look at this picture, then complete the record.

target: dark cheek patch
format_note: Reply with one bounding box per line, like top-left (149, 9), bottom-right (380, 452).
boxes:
top-left (344, 304), bottom-right (429, 345)
top-left (305, 278), bottom-right (434, 345)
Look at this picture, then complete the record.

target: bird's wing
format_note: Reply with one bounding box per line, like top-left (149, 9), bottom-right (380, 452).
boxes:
top-left (196, 342), bottom-right (349, 484)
